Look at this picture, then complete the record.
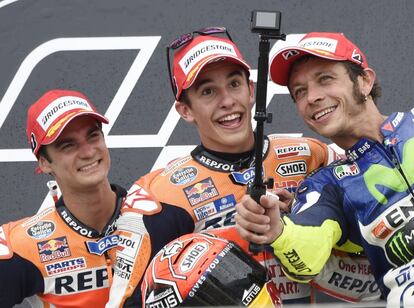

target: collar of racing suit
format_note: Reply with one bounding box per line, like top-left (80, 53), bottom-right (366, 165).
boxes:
top-left (191, 135), bottom-right (270, 172)
top-left (55, 184), bottom-right (127, 238)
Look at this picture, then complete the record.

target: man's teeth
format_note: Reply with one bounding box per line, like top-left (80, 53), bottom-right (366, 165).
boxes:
top-left (220, 113), bottom-right (240, 122)
top-left (79, 161), bottom-right (99, 172)
top-left (314, 107), bottom-right (336, 120)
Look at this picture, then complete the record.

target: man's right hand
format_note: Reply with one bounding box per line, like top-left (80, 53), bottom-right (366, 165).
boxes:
top-left (235, 193), bottom-right (284, 245)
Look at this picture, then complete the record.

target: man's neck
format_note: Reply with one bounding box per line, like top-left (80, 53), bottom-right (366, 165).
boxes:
top-left (332, 102), bottom-right (386, 150)
top-left (59, 181), bottom-right (116, 233)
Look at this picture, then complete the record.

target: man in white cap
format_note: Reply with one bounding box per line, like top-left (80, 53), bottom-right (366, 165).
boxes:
top-left (106, 27), bottom-right (353, 307)
top-left (0, 89), bottom-right (126, 307)
top-left (235, 32), bottom-right (413, 306)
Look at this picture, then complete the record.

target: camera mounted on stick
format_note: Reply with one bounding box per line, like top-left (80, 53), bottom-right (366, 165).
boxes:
top-left (248, 10), bottom-right (285, 254)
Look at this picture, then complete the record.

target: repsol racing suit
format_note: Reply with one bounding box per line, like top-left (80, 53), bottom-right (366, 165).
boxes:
top-left (269, 111), bottom-right (414, 306)
top-left (0, 184), bottom-right (126, 308)
top-left (107, 135), bottom-right (377, 307)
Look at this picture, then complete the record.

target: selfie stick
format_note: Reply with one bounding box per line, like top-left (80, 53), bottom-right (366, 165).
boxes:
top-left (249, 10), bottom-right (285, 254)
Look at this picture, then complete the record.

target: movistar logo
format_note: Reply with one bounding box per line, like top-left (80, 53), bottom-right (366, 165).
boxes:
top-left (364, 138), bottom-right (414, 204)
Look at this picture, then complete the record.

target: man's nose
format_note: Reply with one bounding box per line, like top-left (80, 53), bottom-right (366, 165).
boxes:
top-left (219, 88), bottom-right (236, 108)
top-left (78, 141), bottom-right (95, 157)
top-left (307, 84), bottom-right (324, 104)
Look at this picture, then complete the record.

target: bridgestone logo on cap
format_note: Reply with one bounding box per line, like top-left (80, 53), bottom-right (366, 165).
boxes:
top-left (37, 96), bottom-right (93, 130)
top-left (299, 37), bottom-right (338, 53)
top-left (179, 40), bottom-right (237, 74)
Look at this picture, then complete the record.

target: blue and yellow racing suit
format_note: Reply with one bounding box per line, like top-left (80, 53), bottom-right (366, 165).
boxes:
top-left (271, 110), bottom-right (414, 304)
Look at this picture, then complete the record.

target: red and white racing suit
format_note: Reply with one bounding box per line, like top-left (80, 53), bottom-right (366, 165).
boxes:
top-left (107, 135), bottom-right (358, 307)
top-left (0, 184), bottom-right (126, 307)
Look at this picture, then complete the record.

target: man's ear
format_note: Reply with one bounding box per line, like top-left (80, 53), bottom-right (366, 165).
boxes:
top-left (38, 155), bottom-right (53, 175)
top-left (360, 67), bottom-right (376, 95)
top-left (175, 101), bottom-right (195, 123)
top-left (248, 79), bottom-right (255, 108)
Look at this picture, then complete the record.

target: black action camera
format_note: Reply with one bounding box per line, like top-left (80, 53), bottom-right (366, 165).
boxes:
top-left (251, 10), bottom-right (281, 36)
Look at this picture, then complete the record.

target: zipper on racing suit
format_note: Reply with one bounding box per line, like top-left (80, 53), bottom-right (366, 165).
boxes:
top-left (388, 144), bottom-right (414, 204)
top-left (104, 250), bottom-right (114, 286)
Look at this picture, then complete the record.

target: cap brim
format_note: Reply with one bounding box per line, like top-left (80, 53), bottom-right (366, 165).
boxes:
top-left (180, 55), bottom-right (251, 96)
top-left (270, 47), bottom-right (347, 86)
top-left (41, 111), bottom-right (109, 146)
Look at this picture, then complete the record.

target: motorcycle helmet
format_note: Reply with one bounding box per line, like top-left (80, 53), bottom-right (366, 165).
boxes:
top-left (141, 232), bottom-right (281, 307)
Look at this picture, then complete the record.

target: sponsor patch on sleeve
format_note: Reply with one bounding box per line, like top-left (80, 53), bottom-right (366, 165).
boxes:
top-left (123, 183), bottom-right (161, 214)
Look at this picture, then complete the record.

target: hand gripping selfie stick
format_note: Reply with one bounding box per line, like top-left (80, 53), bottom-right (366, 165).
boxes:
top-left (249, 10), bottom-right (285, 254)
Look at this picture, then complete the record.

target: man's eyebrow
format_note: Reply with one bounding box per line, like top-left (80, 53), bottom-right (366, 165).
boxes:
top-left (193, 69), bottom-right (244, 91)
top-left (87, 123), bottom-right (100, 135)
top-left (290, 70), bottom-right (335, 88)
top-left (53, 136), bottom-right (74, 148)
top-left (53, 122), bottom-right (100, 148)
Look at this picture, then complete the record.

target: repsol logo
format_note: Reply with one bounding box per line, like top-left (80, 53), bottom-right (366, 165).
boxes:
top-left (276, 161), bottom-right (307, 177)
top-left (198, 155), bottom-right (235, 171)
top-left (60, 210), bottom-right (94, 238)
top-left (180, 243), bottom-right (208, 272)
top-left (119, 237), bottom-right (136, 249)
top-left (54, 267), bottom-right (108, 294)
top-left (328, 271), bottom-right (379, 293)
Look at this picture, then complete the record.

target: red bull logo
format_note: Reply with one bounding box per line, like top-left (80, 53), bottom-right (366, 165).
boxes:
top-left (37, 236), bottom-right (71, 262)
top-left (183, 177), bottom-right (219, 206)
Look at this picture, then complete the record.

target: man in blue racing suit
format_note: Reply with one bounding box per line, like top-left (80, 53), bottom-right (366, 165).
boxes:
top-left (235, 32), bottom-right (412, 306)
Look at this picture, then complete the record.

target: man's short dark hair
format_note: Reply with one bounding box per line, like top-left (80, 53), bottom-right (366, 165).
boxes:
top-left (38, 146), bottom-right (52, 163)
top-left (342, 61), bottom-right (382, 104)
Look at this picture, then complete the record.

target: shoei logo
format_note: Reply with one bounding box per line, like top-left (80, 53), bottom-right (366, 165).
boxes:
top-left (179, 242), bottom-right (208, 273)
top-left (276, 161), bottom-right (307, 177)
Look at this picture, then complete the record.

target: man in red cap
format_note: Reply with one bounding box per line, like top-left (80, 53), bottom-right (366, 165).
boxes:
top-left (105, 28), bottom-right (378, 307)
top-left (0, 89), bottom-right (126, 307)
top-left (236, 32), bottom-right (413, 306)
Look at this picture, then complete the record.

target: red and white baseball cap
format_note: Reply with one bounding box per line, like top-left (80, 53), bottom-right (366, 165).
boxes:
top-left (26, 89), bottom-right (109, 157)
top-left (172, 35), bottom-right (250, 100)
top-left (269, 32), bottom-right (368, 86)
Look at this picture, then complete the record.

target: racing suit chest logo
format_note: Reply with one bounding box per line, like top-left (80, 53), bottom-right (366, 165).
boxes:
top-left (198, 155), bottom-right (236, 172)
